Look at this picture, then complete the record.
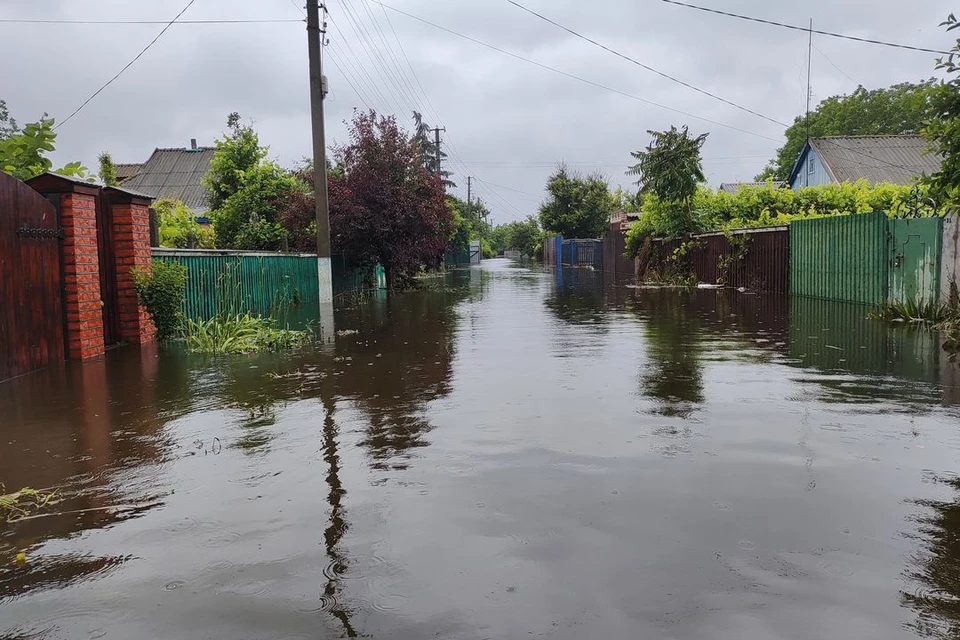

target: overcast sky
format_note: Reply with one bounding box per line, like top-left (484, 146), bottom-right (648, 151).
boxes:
top-left (1, 0), bottom-right (953, 223)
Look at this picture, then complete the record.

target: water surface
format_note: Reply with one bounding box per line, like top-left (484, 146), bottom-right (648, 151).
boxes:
top-left (2, 259), bottom-right (960, 639)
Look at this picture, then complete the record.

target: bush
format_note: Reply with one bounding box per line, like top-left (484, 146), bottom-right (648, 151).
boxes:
top-left (132, 261), bottom-right (187, 341)
top-left (155, 198), bottom-right (214, 249)
top-left (625, 181), bottom-right (937, 256)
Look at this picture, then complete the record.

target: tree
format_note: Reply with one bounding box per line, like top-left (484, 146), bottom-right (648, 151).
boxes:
top-left (0, 113), bottom-right (92, 181)
top-left (98, 152), bottom-right (118, 186)
top-left (0, 99), bottom-right (18, 139)
top-left (412, 111), bottom-right (456, 189)
top-left (331, 110), bottom-right (453, 287)
top-left (758, 81), bottom-right (940, 181)
top-left (204, 113), bottom-right (302, 250)
top-left (446, 195), bottom-right (492, 255)
top-left (155, 198), bottom-right (214, 249)
top-left (499, 216), bottom-right (541, 256)
top-left (923, 14), bottom-right (960, 207)
top-left (538, 164), bottom-right (614, 238)
top-left (628, 125), bottom-right (708, 239)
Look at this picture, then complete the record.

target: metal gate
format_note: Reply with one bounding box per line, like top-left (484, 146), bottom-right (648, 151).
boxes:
top-left (0, 172), bottom-right (65, 381)
top-left (96, 191), bottom-right (121, 347)
top-left (889, 217), bottom-right (943, 306)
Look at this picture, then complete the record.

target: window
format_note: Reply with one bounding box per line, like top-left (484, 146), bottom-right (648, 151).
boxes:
top-left (808, 153), bottom-right (816, 174)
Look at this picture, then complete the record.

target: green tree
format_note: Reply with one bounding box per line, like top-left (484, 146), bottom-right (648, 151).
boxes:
top-left (204, 113), bottom-right (302, 249)
top-left (502, 216), bottom-right (541, 257)
top-left (923, 15), bottom-right (960, 207)
top-left (155, 198), bottom-right (214, 249)
top-left (758, 81), bottom-right (939, 181)
top-left (628, 125), bottom-right (708, 238)
top-left (538, 164), bottom-right (614, 238)
top-left (447, 195), bottom-right (492, 254)
top-left (0, 99), bottom-right (18, 139)
top-left (0, 114), bottom-right (92, 181)
top-left (98, 152), bottom-right (118, 186)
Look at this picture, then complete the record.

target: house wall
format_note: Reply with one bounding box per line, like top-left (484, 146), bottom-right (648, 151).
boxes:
top-left (790, 147), bottom-right (832, 190)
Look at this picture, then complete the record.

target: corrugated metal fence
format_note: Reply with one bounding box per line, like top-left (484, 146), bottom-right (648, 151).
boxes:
top-left (790, 212), bottom-right (889, 305)
top-left (153, 249), bottom-right (385, 320)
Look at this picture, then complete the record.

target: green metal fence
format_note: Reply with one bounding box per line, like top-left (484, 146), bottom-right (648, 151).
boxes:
top-left (152, 250), bottom-right (387, 321)
top-left (790, 212), bottom-right (889, 305)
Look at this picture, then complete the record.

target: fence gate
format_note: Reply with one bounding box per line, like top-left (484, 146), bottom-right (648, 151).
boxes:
top-left (0, 172), bottom-right (65, 381)
top-left (889, 217), bottom-right (943, 306)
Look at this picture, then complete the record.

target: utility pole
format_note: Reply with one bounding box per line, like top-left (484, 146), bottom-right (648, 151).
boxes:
top-left (804, 18), bottom-right (813, 188)
top-left (431, 126), bottom-right (445, 176)
top-left (307, 0), bottom-right (333, 306)
top-left (467, 176), bottom-right (472, 208)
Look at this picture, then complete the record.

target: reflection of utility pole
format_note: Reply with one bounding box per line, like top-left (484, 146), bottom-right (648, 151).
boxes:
top-left (307, 0), bottom-right (334, 309)
top-left (431, 126), bottom-right (445, 176)
top-left (320, 388), bottom-right (358, 638)
top-left (467, 176), bottom-right (472, 207)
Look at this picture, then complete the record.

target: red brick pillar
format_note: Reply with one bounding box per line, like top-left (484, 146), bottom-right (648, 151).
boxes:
top-left (26, 174), bottom-right (105, 360)
top-left (107, 188), bottom-right (156, 344)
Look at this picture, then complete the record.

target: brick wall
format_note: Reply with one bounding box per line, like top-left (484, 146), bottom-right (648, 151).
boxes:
top-left (60, 192), bottom-right (106, 360)
top-left (26, 174), bottom-right (155, 360)
top-left (110, 196), bottom-right (155, 344)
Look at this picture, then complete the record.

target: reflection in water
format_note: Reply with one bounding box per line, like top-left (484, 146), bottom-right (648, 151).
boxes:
top-left (630, 290), bottom-right (705, 417)
top-left (320, 389), bottom-right (357, 638)
top-left (904, 477), bottom-right (960, 639)
top-left (544, 268), bottom-right (608, 326)
top-left (337, 284), bottom-right (469, 471)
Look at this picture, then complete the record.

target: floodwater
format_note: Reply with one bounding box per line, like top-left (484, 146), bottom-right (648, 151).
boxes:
top-left (3, 259), bottom-right (960, 640)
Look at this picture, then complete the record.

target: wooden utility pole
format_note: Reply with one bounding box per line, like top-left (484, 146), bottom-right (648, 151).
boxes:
top-left (307, 0), bottom-right (333, 303)
top-left (431, 126), bottom-right (445, 176)
top-left (467, 176), bottom-right (472, 207)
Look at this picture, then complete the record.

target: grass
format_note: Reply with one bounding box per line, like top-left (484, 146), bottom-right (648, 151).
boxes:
top-left (0, 486), bottom-right (62, 523)
top-left (184, 313), bottom-right (308, 354)
top-left (869, 298), bottom-right (960, 326)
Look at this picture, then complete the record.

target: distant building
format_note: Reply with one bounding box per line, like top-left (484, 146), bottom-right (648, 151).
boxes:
top-left (115, 163), bottom-right (143, 184)
top-left (719, 181), bottom-right (786, 194)
top-left (609, 209), bottom-right (640, 231)
top-left (788, 135), bottom-right (940, 190)
top-left (120, 140), bottom-right (216, 221)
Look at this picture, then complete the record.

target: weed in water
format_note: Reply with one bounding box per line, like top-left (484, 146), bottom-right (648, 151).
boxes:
top-left (184, 313), bottom-right (308, 354)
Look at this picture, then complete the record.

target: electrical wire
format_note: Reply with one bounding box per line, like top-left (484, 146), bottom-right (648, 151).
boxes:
top-left (505, 0), bottom-right (788, 128)
top-left (814, 45), bottom-right (859, 87)
top-left (660, 0), bottom-right (950, 55)
top-left (0, 18), bottom-right (302, 24)
top-left (55, 0), bottom-right (198, 130)
top-left (370, 0), bottom-right (781, 143)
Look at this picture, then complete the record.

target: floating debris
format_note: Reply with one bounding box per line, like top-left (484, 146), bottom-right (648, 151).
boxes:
top-left (336, 329), bottom-right (359, 337)
top-left (1, 486), bottom-right (63, 523)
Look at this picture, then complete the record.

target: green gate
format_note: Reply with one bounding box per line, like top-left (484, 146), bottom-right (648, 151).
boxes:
top-left (790, 212), bottom-right (889, 304)
top-left (888, 217), bottom-right (943, 306)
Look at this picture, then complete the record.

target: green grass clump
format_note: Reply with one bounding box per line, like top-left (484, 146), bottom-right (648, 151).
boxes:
top-left (184, 313), bottom-right (307, 354)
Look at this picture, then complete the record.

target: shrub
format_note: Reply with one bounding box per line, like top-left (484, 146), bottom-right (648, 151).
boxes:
top-left (131, 261), bottom-right (187, 341)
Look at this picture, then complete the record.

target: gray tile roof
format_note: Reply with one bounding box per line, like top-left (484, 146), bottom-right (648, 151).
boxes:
top-left (121, 147), bottom-right (216, 213)
top-left (719, 181), bottom-right (786, 193)
top-left (115, 163), bottom-right (142, 183)
top-left (809, 135), bottom-right (941, 185)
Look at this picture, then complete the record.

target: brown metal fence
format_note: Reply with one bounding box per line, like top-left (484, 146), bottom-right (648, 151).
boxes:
top-left (639, 226), bottom-right (789, 294)
top-left (601, 229), bottom-right (636, 281)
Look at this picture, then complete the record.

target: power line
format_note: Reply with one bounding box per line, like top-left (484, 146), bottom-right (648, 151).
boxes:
top-left (55, 0), bottom-right (198, 130)
top-left (505, 0), bottom-right (788, 128)
top-left (660, 0), bottom-right (951, 55)
top-left (814, 45), bottom-right (859, 86)
top-left (0, 18), bottom-right (300, 24)
top-left (371, 0), bottom-right (781, 143)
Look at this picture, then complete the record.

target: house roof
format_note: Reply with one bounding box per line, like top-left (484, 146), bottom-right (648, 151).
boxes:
top-left (121, 147), bottom-right (215, 212)
top-left (719, 181), bottom-right (786, 194)
top-left (788, 135), bottom-right (941, 187)
top-left (115, 163), bottom-right (143, 183)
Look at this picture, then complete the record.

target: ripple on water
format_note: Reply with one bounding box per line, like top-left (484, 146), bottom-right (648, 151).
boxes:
top-left (201, 530), bottom-right (242, 549)
top-left (164, 580), bottom-right (186, 591)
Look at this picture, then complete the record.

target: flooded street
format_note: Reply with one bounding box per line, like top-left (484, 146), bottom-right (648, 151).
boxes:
top-left (4, 258), bottom-right (960, 639)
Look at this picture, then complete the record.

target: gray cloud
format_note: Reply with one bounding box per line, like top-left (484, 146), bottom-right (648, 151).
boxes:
top-left (1, 0), bottom-right (951, 223)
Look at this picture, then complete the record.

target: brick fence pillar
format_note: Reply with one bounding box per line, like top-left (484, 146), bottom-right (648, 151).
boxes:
top-left (26, 174), bottom-right (105, 360)
top-left (107, 187), bottom-right (155, 344)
